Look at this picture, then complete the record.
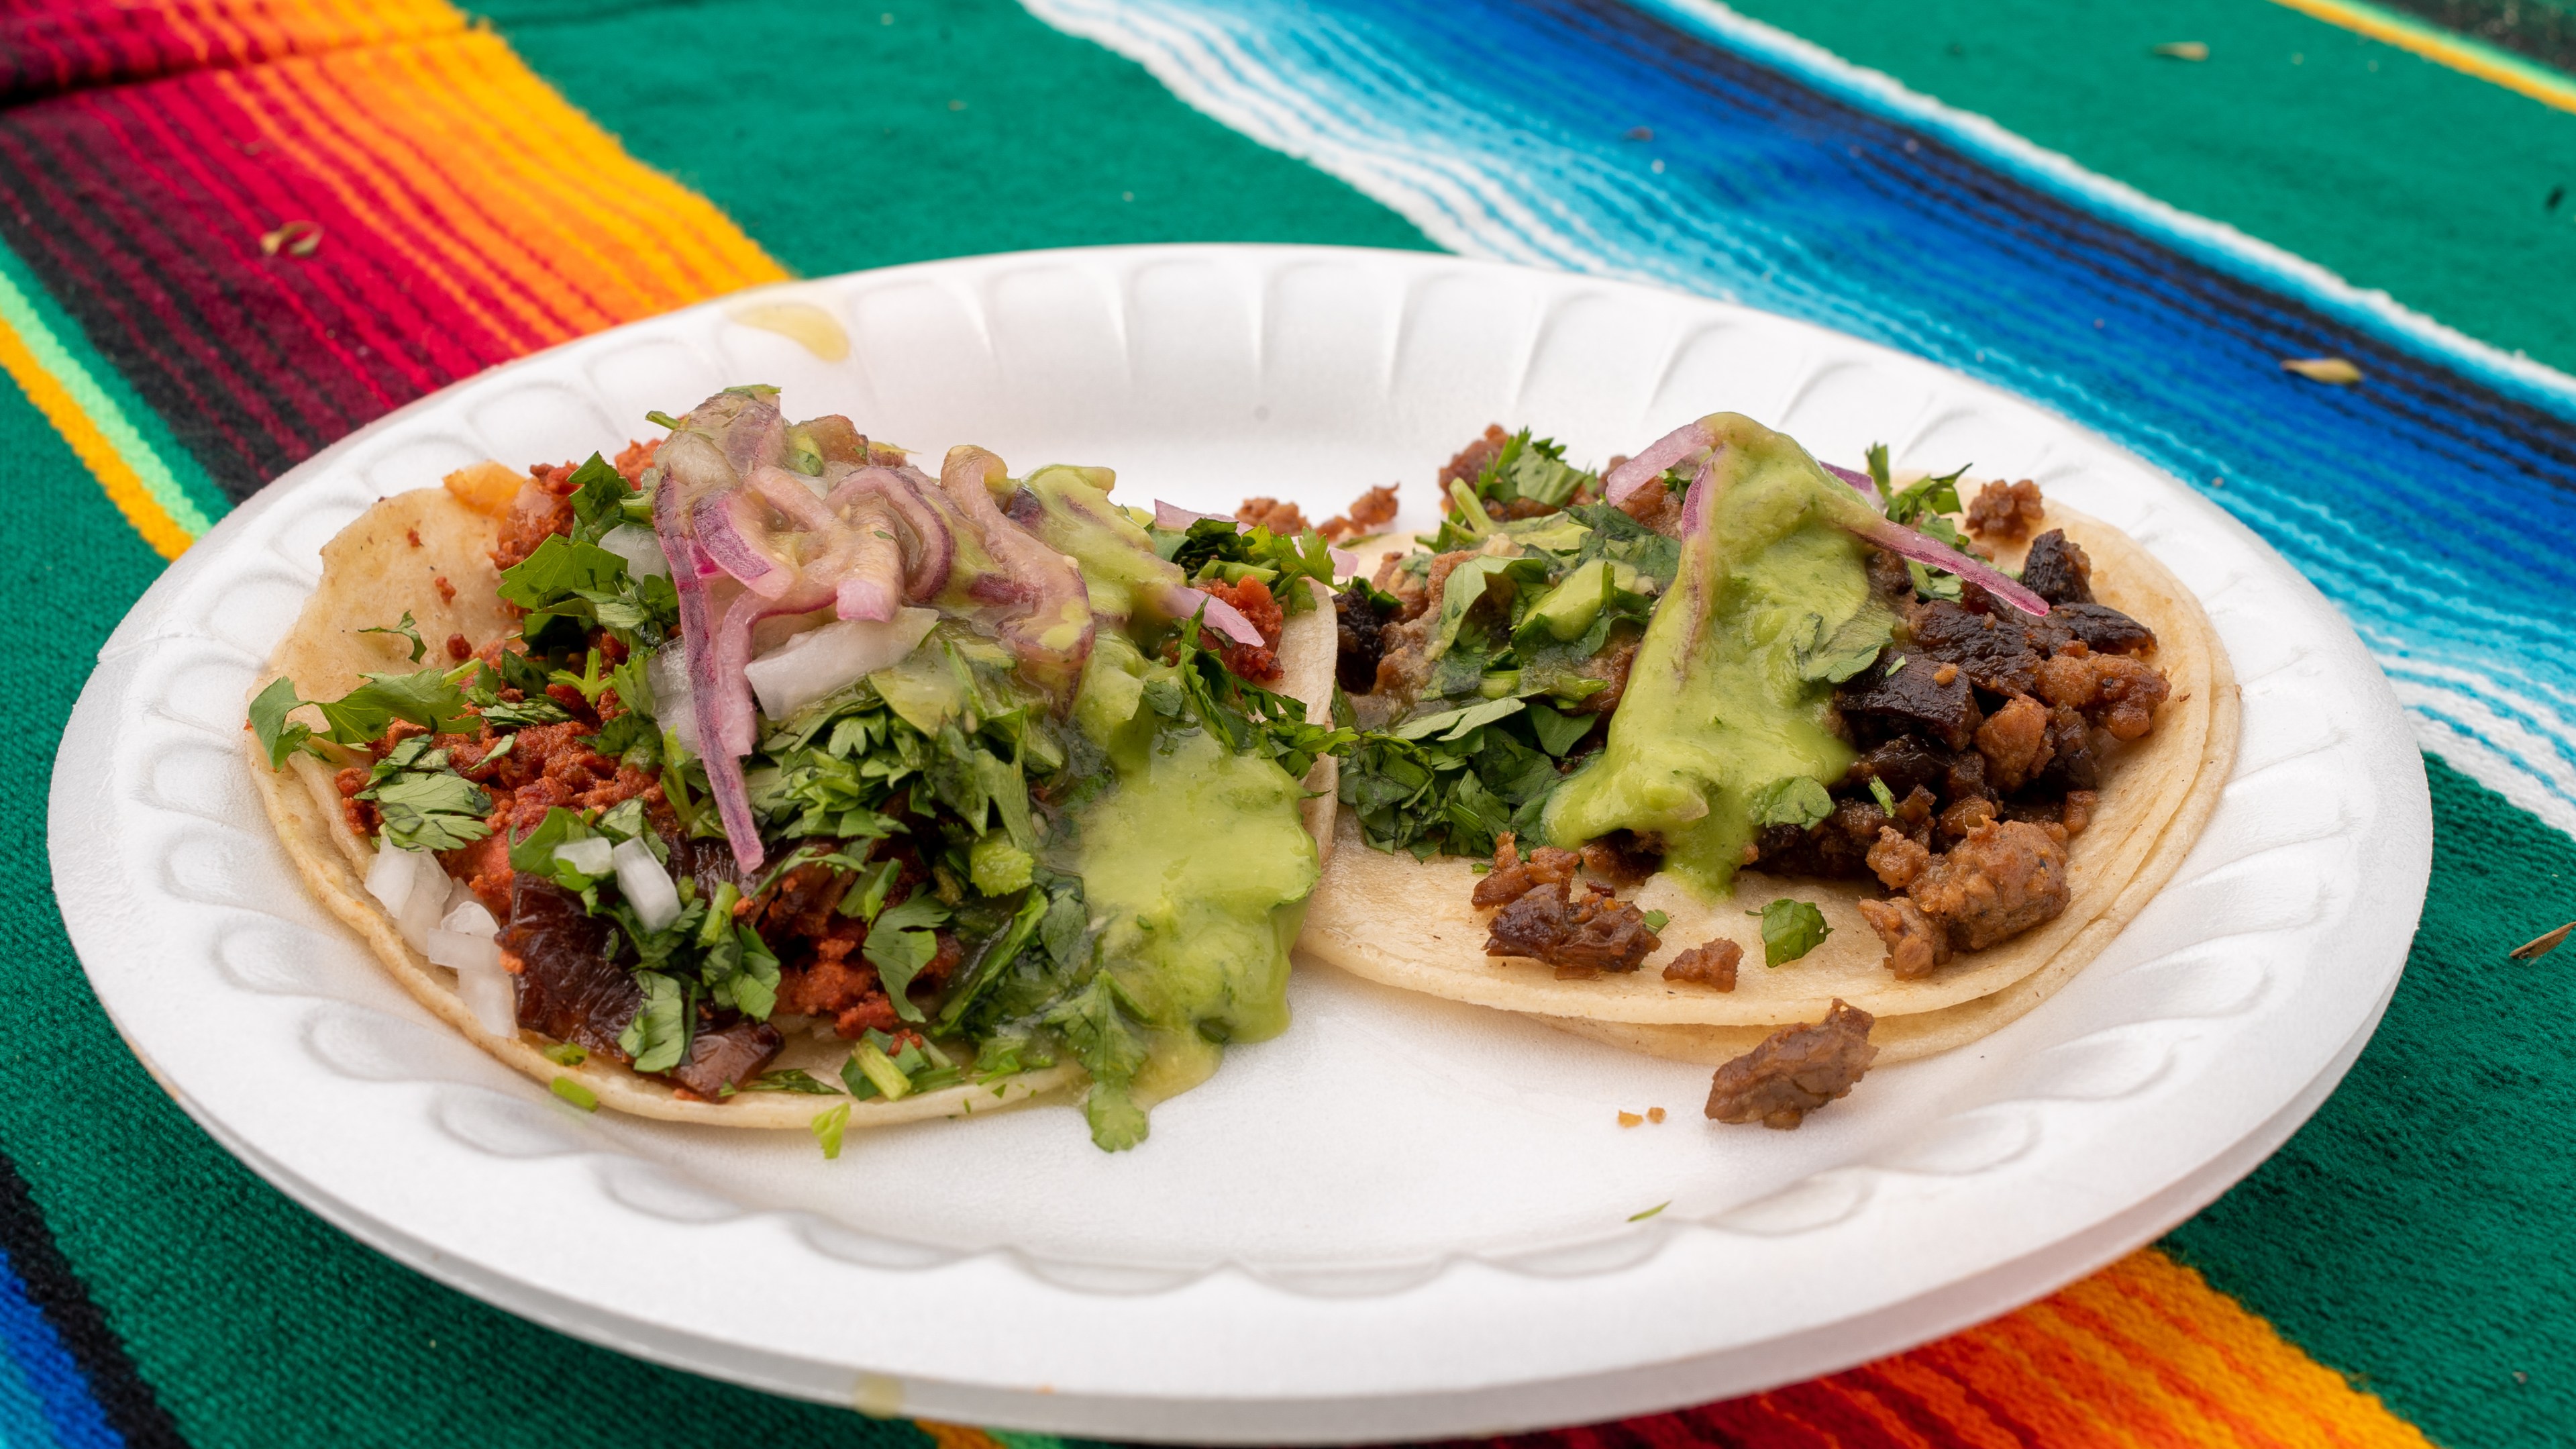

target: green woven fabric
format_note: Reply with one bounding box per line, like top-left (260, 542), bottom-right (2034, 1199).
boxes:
top-left (1720, 0), bottom-right (2576, 374)
top-left (2165, 756), bottom-right (2576, 1443)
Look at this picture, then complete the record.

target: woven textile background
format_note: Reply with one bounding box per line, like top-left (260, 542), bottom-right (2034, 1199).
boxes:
top-left (3, 0), bottom-right (2571, 1445)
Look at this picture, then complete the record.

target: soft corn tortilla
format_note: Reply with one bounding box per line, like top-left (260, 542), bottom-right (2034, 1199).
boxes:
top-left (249, 484), bottom-right (1336, 1128)
top-left (1298, 505), bottom-right (2238, 1042)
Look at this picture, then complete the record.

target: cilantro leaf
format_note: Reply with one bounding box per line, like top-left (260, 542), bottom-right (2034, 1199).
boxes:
top-left (619, 970), bottom-right (692, 1074)
top-left (360, 764), bottom-right (493, 852)
top-left (248, 677), bottom-right (318, 767)
top-left (359, 611), bottom-right (427, 663)
top-left (811, 1103), bottom-right (851, 1159)
top-left (1885, 464), bottom-right (1969, 528)
top-left (1751, 899), bottom-right (1832, 967)
top-left (747, 1068), bottom-right (844, 1095)
top-left (496, 534), bottom-right (629, 611)
top-left (1747, 776), bottom-right (1833, 831)
top-left (863, 895), bottom-right (951, 1023)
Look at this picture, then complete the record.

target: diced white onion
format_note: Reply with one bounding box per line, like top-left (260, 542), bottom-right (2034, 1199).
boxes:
top-left (444, 872), bottom-right (477, 916)
top-left (743, 606), bottom-right (938, 720)
top-left (611, 837), bottom-right (682, 932)
top-left (427, 926), bottom-right (499, 973)
top-left (450, 940), bottom-right (518, 1038)
top-left (364, 841), bottom-right (423, 916)
top-left (553, 836), bottom-right (615, 876)
top-left (437, 900), bottom-right (500, 938)
top-left (598, 522), bottom-right (672, 579)
top-left (646, 642), bottom-right (699, 753)
top-left (398, 876), bottom-right (444, 952)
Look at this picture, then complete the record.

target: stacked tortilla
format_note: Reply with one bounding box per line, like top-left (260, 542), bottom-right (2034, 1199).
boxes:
top-left (1298, 507), bottom-right (2238, 1064)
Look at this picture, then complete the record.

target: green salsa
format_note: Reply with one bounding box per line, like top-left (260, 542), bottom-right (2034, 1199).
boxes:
top-left (1543, 415), bottom-right (1887, 897)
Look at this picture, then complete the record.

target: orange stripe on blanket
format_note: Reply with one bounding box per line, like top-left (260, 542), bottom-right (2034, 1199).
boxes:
top-left (1588, 1250), bottom-right (2432, 1448)
top-left (1878, 1250), bottom-right (2432, 1448)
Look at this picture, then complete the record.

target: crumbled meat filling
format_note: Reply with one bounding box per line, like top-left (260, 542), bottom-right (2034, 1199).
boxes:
top-left (1662, 939), bottom-right (1741, 991)
top-left (444, 632), bottom-right (473, 661)
top-left (1855, 896), bottom-right (1952, 979)
top-left (1706, 999), bottom-right (1878, 1129)
top-left (1482, 879), bottom-right (1664, 977)
top-left (1473, 833), bottom-right (1580, 907)
top-left (1865, 827), bottom-right (1929, 890)
top-left (1235, 497), bottom-right (1310, 534)
top-left (1580, 830), bottom-right (1663, 887)
top-left (1906, 819), bottom-right (2070, 951)
top-left (1192, 574), bottom-right (1285, 682)
top-left (2037, 646), bottom-right (2169, 739)
top-left (1974, 694), bottom-right (2055, 792)
top-left (1964, 478), bottom-right (2046, 541)
top-left (1321, 484), bottom-right (1399, 542)
top-left (2061, 789), bottom-right (2098, 836)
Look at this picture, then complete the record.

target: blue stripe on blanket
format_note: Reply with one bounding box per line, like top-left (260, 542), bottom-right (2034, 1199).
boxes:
top-left (1027, 0), bottom-right (2576, 835)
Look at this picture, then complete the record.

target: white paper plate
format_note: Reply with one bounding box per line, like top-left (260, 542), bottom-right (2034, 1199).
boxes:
top-left (52, 245), bottom-right (2428, 1443)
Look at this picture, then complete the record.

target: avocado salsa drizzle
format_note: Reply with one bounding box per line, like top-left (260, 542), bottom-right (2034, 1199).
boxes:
top-left (254, 390), bottom-right (1349, 1152)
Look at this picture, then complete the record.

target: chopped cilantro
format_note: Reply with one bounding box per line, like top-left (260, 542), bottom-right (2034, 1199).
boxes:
top-left (1628, 1201), bottom-right (1670, 1223)
top-left (356, 736), bottom-right (493, 852)
top-left (746, 1068), bottom-right (843, 1095)
top-left (248, 668), bottom-right (476, 766)
top-left (863, 894), bottom-right (951, 1023)
top-left (619, 971), bottom-right (691, 1074)
top-left (1867, 776), bottom-right (1899, 815)
top-left (359, 611), bottom-right (427, 663)
top-left (1747, 777), bottom-right (1833, 831)
top-left (542, 1042), bottom-right (588, 1067)
top-left (1885, 464), bottom-right (1968, 528)
top-left (811, 1102), bottom-right (852, 1159)
top-left (1641, 910), bottom-right (1669, 934)
top-left (550, 1076), bottom-right (598, 1111)
top-left (1750, 899), bottom-right (1833, 967)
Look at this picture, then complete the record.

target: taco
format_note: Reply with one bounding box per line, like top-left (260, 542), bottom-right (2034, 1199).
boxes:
top-left (247, 387), bottom-right (1342, 1151)
top-left (1300, 413), bottom-right (2236, 1109)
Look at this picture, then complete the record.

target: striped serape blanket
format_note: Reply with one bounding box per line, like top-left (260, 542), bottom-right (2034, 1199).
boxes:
top-left (0, 0), bottom-right (2569, 1444)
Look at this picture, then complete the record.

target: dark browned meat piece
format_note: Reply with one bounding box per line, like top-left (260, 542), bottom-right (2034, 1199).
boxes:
top-left (1483, 881), bottom-right (1662, 975)
top-left (1974, 694), bottom-right (2055, 792)
top-left (507, 876), bottom-right (639, 1060)
top-left (1580, 830), bottom-right (1663, 886)
top-left (2049, 601), bottom-right (2157, 656)
top-left (1937, 795), bottom-right (1998, 842)
top-left (1964, 479), bottom-right (2046, 541)
top-left (2037, 705), bottom-right (2100, 791)
top-left (2019, 530), bottom-right (2094, 605)
top-left (1663, 938), bottom-right (1741, 991)
top-left (1753, 797), bottom-right (1896, 881)
top-left (1705, 999), bottom-right (1879, 1129)
top-left (1486, 880), bottom-right (1572, 958)
top-left (1849, 736), bottom-right (1949, 803)
top-left (1555, 892), bottom-right (1663, 976)
top-left (1838, 653), bottom-right (1983, 752)
top-left (1905, 599), bottom-right (2054, 700)
top-left (1236, 497), bottom-right (1310, 534)
top-left (1439, 424), bottom-right (1510, 489)
top-left (1855, 897), bottom-right (1952, 979)
top-left (1865, 546), bottom-right (1914, 608)
top-left (1907, 819), bottom-right (2070, 950)
top-left (1333, 581), bottom-right (1392, 695)
top-left (666, 1018), bottom-right (783, 1098)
